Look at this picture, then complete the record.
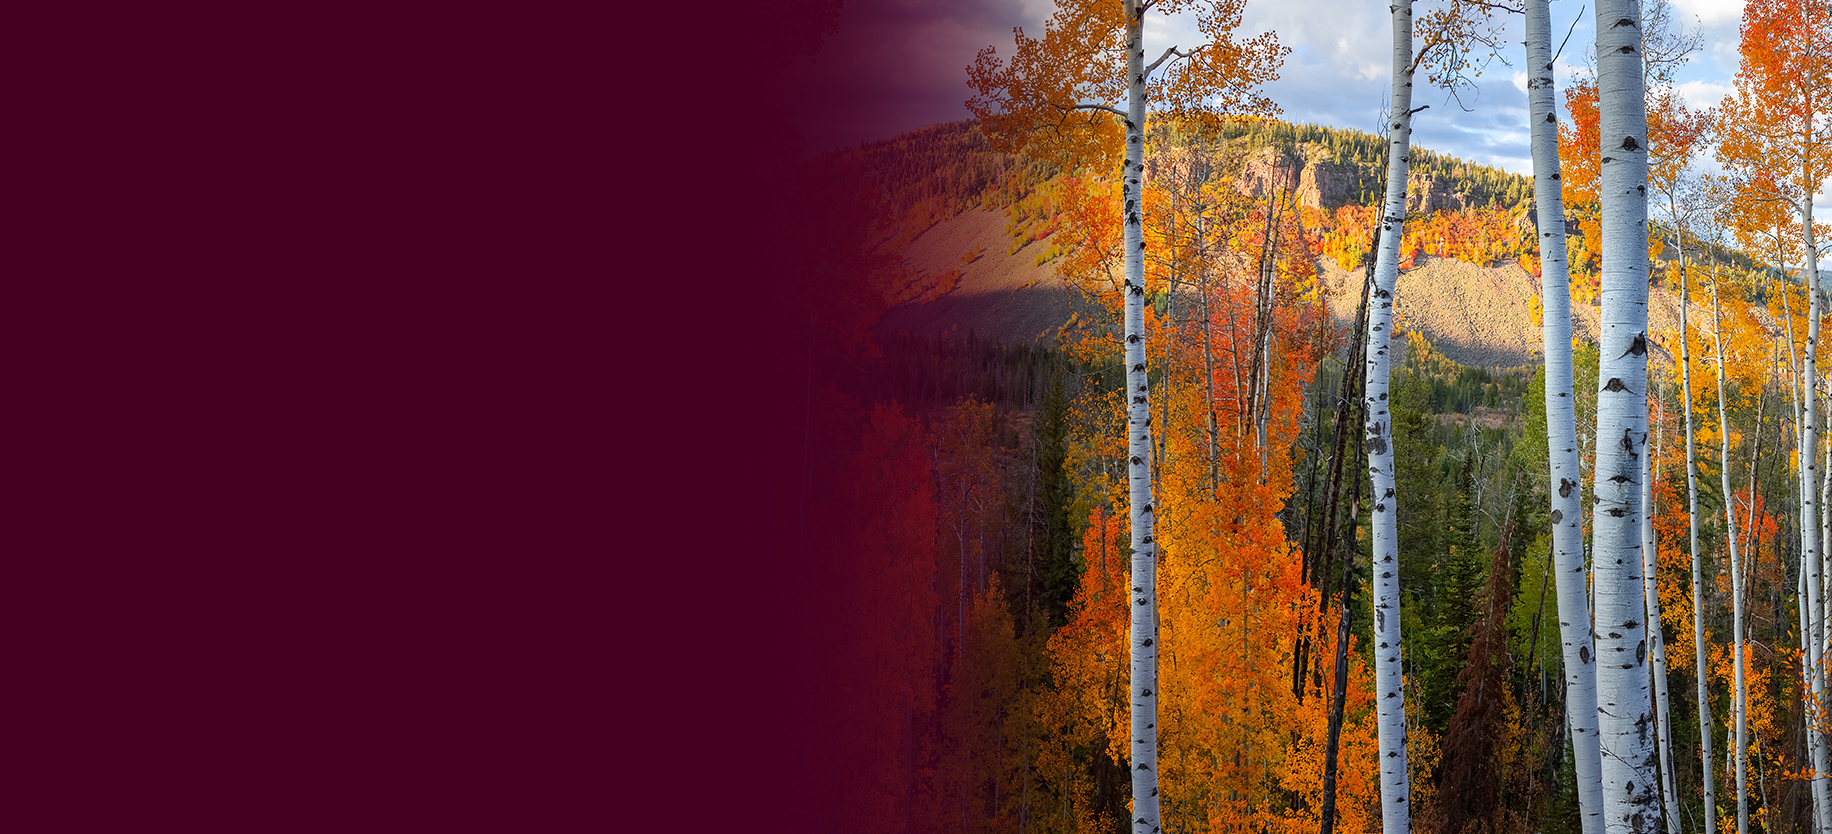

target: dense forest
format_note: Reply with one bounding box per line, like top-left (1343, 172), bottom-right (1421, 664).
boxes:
top-left (777, 1), bottom-right (1832, 834)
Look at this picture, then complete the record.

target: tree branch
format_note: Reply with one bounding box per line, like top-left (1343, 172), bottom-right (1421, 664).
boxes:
top-left (1071, 102), bottom-right (1128, 116)
top-left (1147, 45), bottom-right (1192, 74)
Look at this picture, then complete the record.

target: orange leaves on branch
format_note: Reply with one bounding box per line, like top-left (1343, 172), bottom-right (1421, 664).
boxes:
top-left (966, 0), bottom-right (1285, 170)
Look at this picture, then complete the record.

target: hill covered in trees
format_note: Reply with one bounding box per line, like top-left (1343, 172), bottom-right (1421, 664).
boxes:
top-left (780, 96), bottom-right (1823, 832)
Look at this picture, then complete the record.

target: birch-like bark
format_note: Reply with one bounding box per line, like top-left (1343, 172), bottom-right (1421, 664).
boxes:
top-left (1526, 3), bottom-right (1605, 829)
top-left (1593, 2), bottom-right (1660, 832)
top-left (1679, 252), bottom-right (1717, 834)
top-left (1641, 399), bottom-right (1679, 834)
top-left (1366, 6), bottom-right (1413, 833)
top-left (1120, 7), bottom-right (1161, 834)
top-left (1801, 185), bottom-right (1832, 834)
top-left (1712, 282), bottom-right (1749, 834)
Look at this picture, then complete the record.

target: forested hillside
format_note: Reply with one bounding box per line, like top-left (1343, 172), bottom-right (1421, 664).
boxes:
top-left (783, 31), bottom-right (1828, 830)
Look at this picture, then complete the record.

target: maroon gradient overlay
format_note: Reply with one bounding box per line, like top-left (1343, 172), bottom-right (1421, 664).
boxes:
top-left (7, 1), bottom-right (966, 830)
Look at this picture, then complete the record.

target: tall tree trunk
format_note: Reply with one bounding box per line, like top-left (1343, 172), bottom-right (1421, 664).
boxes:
top-left (1367, 5), bottom-right (1414, 833)
top-left (1679, 249), bottom-right (1717, 834)
top-left (1593, 1), bottom-right (1660, 832)
top-left (1526, 2), bottom-right (1605, 829)
top-left (1120, 5), bottom-right (1161, 834)
top-left (1712, 282), bottom-right (1749, 834)
top-left (1801, 177), bottom-right (1832, 833)
top-left (1642, 387), bottom-right (1679, 834)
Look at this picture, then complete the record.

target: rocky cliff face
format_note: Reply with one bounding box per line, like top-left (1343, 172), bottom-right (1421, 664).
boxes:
top-left (1233, 145), bottom-right (1484, 213)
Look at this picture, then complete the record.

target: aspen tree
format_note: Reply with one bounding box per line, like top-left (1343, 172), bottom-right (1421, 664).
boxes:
top-left (1525, 2), bottom-right (1605, 830)
top-left (1364, 6), bottom-right (1417, 833)
top-left (968, 7), bottom-right (1282, 832)
top-left (1716, 3), bottom-right (1832, 818)
top-left (1677, 237), bottom-right (1717, 834)
top-left (1360, 6), bottom-right (1505, 832)
top-left (1640, 407), bottom-right (1679, 834)
top-left (1592, 1), bottom-right (1660, 833)
top-left (1646, 123), bottom-right (1712, 834)
top-left (1712, 281), bottom-right (1751, 834)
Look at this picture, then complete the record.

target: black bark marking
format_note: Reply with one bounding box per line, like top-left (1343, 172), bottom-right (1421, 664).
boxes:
top-left (1636, 639), bottom-right (1647, 663)
top-left (1559, 478), bottom-right (1576, 497)
top-left (1579, 645), bottom-right (1590, 664)
top-left (1620, 332), bottom-right (1646, 357)
top-left (1603, 378), bottom-right (1634, 394)
top-left (1142, 638), bottom-right (1152, 646)
top-left (1545, 112), bottom-right (1556, 123)
top-left (1551, 509), bottom-right (1564, 524)
top-left (1141, 688), bottom-right (1152, 696)
top-left (1621, 135), bottom-right (1641, 151)
top-left (1128, 334), bottom-right (1141, 343)
top-left (1620, 428), bottom-right (1635, 450)
top-left (1131, 456), bottom-right (1143, 465)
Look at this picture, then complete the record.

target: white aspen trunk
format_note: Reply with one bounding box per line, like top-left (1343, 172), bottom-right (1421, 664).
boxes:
top-left (1120, 5), bottom-right (1161, 833)
top-left (1641, 399), bottom-right (1679, 834)
top-left (1367, 6), bottom-right (1413, 834)
top-left (1712, 283), bottom-right (1749, 834)
top-left (1802, 187), bottom-right (1832, 834)
top-left (1679, 253), bottom-right (1717, 834)
top-left (1594, 2), bottom-right (1660, 832)
top-left (1527, 3), bottom-right (1606, 829)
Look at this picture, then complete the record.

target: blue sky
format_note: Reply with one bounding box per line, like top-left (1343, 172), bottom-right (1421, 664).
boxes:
top-left (780, 0), bottom-right (1828, 226)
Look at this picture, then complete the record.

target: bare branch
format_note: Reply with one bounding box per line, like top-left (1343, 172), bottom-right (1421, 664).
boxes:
top-left (1146, 45), bottom-right (1190, 74)
top-left (1552, 5), bottom-right (1585, 65)
top-left (1070, 102), bottom-right (1128, 116)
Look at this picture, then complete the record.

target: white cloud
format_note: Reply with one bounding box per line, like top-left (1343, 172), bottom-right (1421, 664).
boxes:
top-left (1674, 78), bottom-right (1734, 111)
top-left (1669, 0), bottom-right (1743, 25)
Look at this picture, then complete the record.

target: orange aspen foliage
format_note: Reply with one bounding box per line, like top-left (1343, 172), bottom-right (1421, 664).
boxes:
top-left (1039, 134), bottom-right (1382, 832)
top-left (1035, 507), bottom-right (1135, 834)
